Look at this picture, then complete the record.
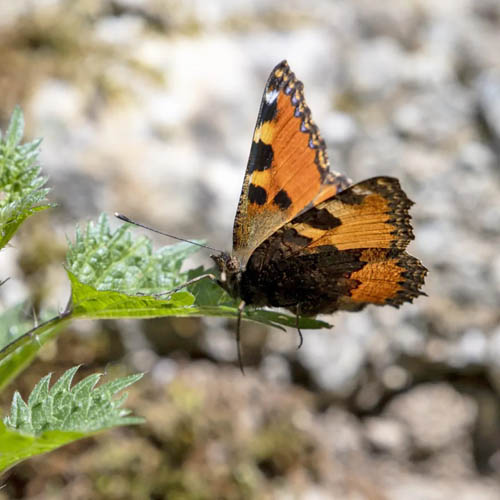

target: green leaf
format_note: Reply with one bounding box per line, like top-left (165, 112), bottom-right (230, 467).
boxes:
top-left (0, 107), bottom-right (54, 249)
top-left (0, 420), bottom-right (86, 473)
top-left (69, 270), bottom-right (196, 319)
top-left (5, 106), bottom-right (24, 151)
top-left (0, 366), bottom-right (144, 472)
top-left (66, 213), bottom-right (201, 295)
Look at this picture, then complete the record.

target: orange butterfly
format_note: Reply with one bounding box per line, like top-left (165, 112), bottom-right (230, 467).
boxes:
top-left (210, 61), bottom-right (426, 365)
top-left (119, 60), bottom-right (427, 370)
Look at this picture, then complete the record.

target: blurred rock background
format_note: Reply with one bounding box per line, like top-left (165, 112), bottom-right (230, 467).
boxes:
top-left (1, 0), bottom-right (500, 498)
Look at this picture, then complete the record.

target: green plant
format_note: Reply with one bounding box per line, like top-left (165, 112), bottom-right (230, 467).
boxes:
top-left (0, 108), bottom-right (144, 473)
top-left (0, 106), bottom-right (53, 249)
top-left (0, 107), bottom-right (328, 474)
top-left (1, 366), bottom-right (143, 472)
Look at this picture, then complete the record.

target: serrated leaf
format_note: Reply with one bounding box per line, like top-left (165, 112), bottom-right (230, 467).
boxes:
top-left (69, 270), bottom-right (196, 319)
top-left (5, 106), bottom-right (24, 151)
top-left (71, 373), bottom-right (102, 400)
top-left (10, 392), bottom-right (31, 433)
top-left (93, 373), bottom-right (143, 398)
top-left (0, 107), bottom-right (53, 249)
top-left (27, 373), bottom-right (52, 408)
top-left (50, 365), bottom-right (80, 396)
top-left (0, 368), bottom-right (143, 472)
top-left (66, 213), bottom-right (201, 295)
top-left (4, 367), bottom-right (144, 435)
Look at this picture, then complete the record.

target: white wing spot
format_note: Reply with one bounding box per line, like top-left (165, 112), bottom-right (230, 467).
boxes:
top-left (265, 89), bottom-right (279, 104)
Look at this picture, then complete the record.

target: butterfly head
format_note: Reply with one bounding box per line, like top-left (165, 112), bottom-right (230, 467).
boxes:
top-left (211, 252), bottom-right (242, 299)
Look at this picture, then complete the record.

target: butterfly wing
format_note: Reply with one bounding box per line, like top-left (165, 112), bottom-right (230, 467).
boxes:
top-left (240, 177), bottom-right (427, 315)
top-left (233, 60), bottom-right (351, 265)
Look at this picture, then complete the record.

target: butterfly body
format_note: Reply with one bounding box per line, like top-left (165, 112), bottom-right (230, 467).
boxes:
top-left (212, 60), bottom-right (426, 322)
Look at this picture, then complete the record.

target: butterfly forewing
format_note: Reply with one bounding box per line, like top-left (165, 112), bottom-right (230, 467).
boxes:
top-left (232, 60), bottom-right (351, 265)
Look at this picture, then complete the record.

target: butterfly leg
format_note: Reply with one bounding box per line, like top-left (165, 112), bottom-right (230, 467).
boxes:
top-left (153, 273), bottom-right (218, 299)
top-left (295, 303), bottom-right (304, 350)
top-left (236, 300), bottom-right (246, 375)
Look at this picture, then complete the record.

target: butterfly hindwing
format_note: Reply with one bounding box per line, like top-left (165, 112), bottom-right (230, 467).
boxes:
top-left (290, 176), bottom-right (415, 252)
top-left (232, 60), bottom-right (351, 265)
top-left (240, 177), bottom-right (427, 315)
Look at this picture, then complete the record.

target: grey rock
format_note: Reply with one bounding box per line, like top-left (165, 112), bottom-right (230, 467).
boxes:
top-left (450, 328), bottom-right (488, 367)
top-left (386, 383), bottom-right (477, 452)
top-left (364, 416), bottom-right (410, 456)
top-left (347, 37), bottom-right (405, 99)
top-left (476, 71), bottom-right (500, 151)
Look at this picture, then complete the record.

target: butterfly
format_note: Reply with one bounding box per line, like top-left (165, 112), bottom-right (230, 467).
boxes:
top-left (118, 60), bottom-right (427, 371)
top-left (208, 60), bottom-right (427, 364)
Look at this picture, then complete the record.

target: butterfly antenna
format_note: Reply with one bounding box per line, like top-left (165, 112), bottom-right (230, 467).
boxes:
top-left (115, 213), bottom-right (222, 253)
top-left (236, 300), bottom-right (246, 375)
top-left (295, 304), bottom-right (304, 349)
